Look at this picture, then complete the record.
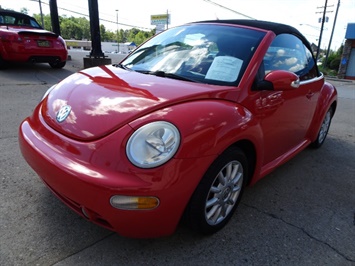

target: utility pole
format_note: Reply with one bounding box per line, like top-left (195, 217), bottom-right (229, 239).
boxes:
top-left (84, 0), bottom-right (111, 68)
top-left (38, 0), bottom-right (44, 28)
top-left (315, 0), bottom-right (333, 61)
top-left (324, 0), bottom-right (341, 67)
top-left (30, 0), bottom-right (44, 28)
top-left (166, 9), bottom-right (169, 29)
top-left (49, 0), bottom-right (60, 35)
top-left (116, 9), bottom-right (119, 52)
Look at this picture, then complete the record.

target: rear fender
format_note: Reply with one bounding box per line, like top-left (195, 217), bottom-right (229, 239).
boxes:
top-left (307, 80), bottom-right (337, 142)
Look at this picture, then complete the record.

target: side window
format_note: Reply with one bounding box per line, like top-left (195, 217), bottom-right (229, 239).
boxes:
top-left (302, 45), bottom-right (318, 80)
top-left (29, 18), bottom-right (42, 28)
top-left (4, 15), bottom-right (16, 25)
top-left (264, 34), bottom-right (317, 81)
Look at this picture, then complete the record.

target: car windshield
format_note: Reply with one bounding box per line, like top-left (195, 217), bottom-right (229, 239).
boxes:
top-left (0, 12), bottom-right (42, 29)
top-left (121, 24), bottom-right (265, 86)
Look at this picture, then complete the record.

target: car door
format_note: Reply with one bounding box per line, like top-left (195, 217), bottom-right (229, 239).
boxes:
top-left (255, 34), bottom-right (320, 165)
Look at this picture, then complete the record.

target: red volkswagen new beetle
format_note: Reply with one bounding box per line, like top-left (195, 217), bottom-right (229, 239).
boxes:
top-left (19, 20), bottom-right (337, 238)
top-left (0, 10), bottom-right (67, 69)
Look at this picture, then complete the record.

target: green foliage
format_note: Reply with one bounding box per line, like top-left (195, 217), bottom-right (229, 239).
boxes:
top-left (318, 65), bottom-right (338, 76)
top-left (59, 16), bottom-right (91, 40)
top-left (118, 29), bottom-right (127, 43)
top-left (329, 58), bottom-right (340, 70)
top-left (20, 8), bottom-right (29, 15)
top-left (321, 44), bottom-right (343, 74)
top-left (31, 13), bottom-right (154, 45)
top-left (33, 14), bottom-right (52, 30)
top-left (323, 45), bottom-right (344, 70)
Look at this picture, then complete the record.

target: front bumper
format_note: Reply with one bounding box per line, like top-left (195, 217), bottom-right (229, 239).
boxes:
top-left (18, 110), bottom-right (212, 238)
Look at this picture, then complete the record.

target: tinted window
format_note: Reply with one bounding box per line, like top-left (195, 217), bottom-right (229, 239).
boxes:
top-left (264, 34), bottom-right (318, 81)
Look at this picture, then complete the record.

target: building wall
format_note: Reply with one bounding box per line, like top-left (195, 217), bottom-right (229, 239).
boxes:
top-left (65, 40), bottom-right (135, 54)
top-left (338, 39), bottom-right (355, 79)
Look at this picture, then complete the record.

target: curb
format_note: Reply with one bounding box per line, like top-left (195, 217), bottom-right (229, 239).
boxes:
top-left (325, 76), bottom-right (355, 83)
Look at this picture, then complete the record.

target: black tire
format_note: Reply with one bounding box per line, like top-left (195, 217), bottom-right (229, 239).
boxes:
top-left (0, 55), bottom-right (8, 69)
top-left (184, 147), bottom-right (248, 235)
top-left (49, 61), bottom-right (66, 69)
top-left (311, 107), bottom-right (333, 148)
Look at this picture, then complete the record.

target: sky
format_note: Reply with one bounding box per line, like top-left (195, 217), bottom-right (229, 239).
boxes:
top-left (1, 0), bottom-right (354, 50)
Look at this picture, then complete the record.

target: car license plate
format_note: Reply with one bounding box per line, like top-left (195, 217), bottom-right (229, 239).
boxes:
top-left (37, 40), bottom-right (50, 47)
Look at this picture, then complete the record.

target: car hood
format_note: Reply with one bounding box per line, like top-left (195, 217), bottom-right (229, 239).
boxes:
top-left (41, 65), bottom-right (239, 140)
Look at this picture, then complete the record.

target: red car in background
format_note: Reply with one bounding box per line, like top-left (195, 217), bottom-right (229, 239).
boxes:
top-left (19, 20), bottom-right (337, 238)
top-left (0, 9), bottom-right (67, 69)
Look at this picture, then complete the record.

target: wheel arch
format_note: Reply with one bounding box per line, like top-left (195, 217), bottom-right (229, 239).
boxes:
top-left (227, 139), bottom-right (257, 186)
top-left (308, 81), bottom-right (338, 142)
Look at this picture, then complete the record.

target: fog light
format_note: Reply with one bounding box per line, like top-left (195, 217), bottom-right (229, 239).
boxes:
top-left (110, 195), bottom-right (159, 210)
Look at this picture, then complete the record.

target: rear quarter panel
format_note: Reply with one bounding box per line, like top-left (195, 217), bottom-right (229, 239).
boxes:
top-left (307, 80), bottom-right (337, 142)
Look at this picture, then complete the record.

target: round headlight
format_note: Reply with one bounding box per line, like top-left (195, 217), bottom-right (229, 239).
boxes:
top-left (126, 121), bottom-right (180, 168)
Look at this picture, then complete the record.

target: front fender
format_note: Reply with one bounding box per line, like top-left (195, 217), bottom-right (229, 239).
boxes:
top-left (308, 80), bottom-right (337, 142)
top-left (129, 100), bottom-right (263, 159)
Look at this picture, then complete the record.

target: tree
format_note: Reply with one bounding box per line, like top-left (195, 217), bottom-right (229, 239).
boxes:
top-left (20, 8), bottom-right (29, 15)
top-left (118, 29), bottom-right (126, 43)
top-left (61, 19), bottom-right (81, 39)
top-left (124, 28), bottom-right (155, 45)
top-left (324, 44), bottom-right (343, 70)
top-left (75, 17), bottom-right (90, 39)
top-left (30, 11), bottom-right (154, 44)
top-left (33, 14), bottom-right (51, 31)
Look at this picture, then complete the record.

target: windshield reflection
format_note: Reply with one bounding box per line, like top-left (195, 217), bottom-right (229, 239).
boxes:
top-left (121, 24), bottom-right (265, 86)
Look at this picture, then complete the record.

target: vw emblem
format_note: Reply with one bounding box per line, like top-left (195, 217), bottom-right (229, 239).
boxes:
top-left (56, 105), bottom-right (71, 123)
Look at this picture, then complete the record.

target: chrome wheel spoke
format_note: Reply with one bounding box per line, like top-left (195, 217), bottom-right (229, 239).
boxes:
top-left (210, 186), bottom-right (221, 194)
top-left (213, 207), bottom-right (222, 223)
top-left (206, 197), bottom-right (219, 209)
top-left (226, 198), bottom-right (235, 206)
top-left (226, 163), bottom-right (233, 180)
top-left (230, 163), bottom-right (239, 181)
top-left (205, 160), bottom-right (244, 226)
top-left (217, 172), bottom-right (226, 186)
top-left (319, 111), bottom-right (331, 142)
top-left (207, 205), bottom-right (221, 221)
top-left (232, 172), bottom-right (242, 186)
top-left (232, 185), bottom-right (241, 193)
top-left (220, 203), bottom-right (228, 217)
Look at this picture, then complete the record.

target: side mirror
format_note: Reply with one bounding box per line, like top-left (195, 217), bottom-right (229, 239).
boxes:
top-left (259, 70), bottom-right (300, 91)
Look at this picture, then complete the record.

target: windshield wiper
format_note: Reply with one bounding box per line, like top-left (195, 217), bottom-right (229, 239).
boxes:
top-left (114, 63), bottom-right (130, 70)
top-left (136, 70), bottom-right (198, 83)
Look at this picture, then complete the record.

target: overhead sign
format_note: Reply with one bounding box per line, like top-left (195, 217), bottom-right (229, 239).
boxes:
top-left (155, 24), bottom-right (165, 34)
top-left (151, 14), bottom-right (170, 25)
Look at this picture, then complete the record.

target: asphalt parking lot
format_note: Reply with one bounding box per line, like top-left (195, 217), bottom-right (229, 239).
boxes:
top-left (1, 51), bottom-right (354, 265)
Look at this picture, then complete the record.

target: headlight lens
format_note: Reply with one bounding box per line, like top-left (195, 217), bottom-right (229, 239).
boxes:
top-left (126, 121), bottom-right (180, 168)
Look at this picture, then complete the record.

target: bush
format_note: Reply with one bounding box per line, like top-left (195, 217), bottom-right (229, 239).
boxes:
top-left (318, 65), bottom-right (337, 76)
top-left (329, 58), bottom-right (340, 70)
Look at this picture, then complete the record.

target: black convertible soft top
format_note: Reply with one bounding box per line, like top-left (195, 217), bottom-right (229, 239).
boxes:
top-left (194, 19), bottom-right (311, 50)
top-left (0, 9), bottom-right (34, 19)
top-left (0, 9), bottom-right (42, 28)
